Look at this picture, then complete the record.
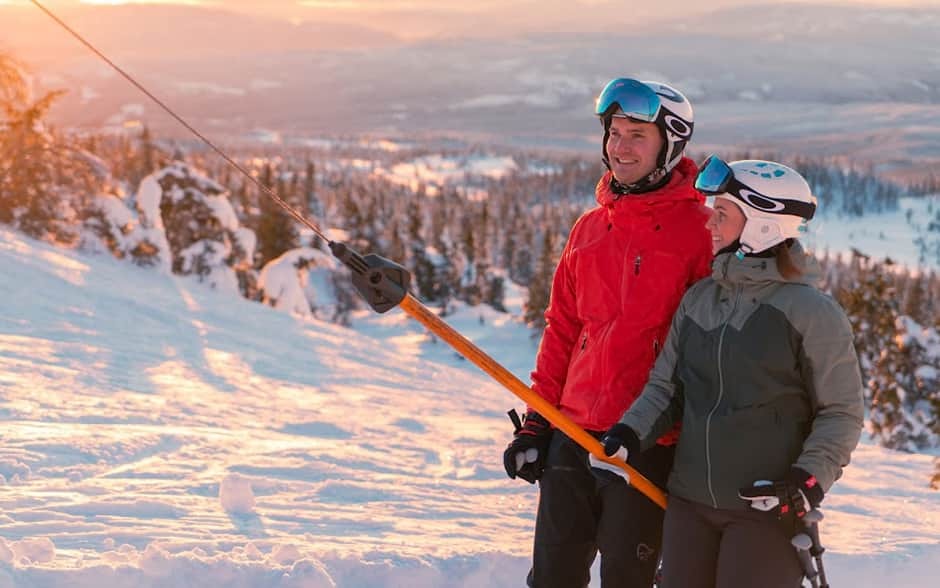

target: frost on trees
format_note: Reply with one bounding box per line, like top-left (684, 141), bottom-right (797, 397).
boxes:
top-left (129, 161), bottom-right (255, 292)
top-left (258, 246), bottom-right (355, 323)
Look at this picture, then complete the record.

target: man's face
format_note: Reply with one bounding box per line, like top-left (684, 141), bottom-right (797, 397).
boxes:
top-left (605, 117), bottom-right (663, 185)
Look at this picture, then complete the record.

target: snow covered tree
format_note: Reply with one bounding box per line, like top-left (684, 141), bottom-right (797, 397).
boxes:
top-left (836, 256), bottom-right (898, 403)
top-left (867, 316), bottom-right (939, 451)
top-left (901, 272), bottom-right (931, 326)
top-left (258, 247), bottom-right (352, 320)
top-left (134, 161), bottom-right (255, 293)
top-left (836, 255), bottom-right (899, 374)
top-left (834, 253), bottom-right (940, 453)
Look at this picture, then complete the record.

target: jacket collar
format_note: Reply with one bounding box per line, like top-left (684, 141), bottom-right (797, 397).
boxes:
top-left (712, 241), bottom-right (820, 289)
top-left (594, 157), bottom-right (705, 214)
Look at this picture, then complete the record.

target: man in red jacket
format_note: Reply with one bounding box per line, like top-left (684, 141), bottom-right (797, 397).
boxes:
top-left (503, 78), bottom-right (713, 587)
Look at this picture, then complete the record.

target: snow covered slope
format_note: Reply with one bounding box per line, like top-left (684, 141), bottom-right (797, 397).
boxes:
top-left (0, 228), bottom-right (938, 587)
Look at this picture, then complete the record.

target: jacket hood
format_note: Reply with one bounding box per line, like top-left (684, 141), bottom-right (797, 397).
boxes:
top-left (595, 157), bottom-right (703, 212)
top-left (712, 241), bottom-right (821, 289)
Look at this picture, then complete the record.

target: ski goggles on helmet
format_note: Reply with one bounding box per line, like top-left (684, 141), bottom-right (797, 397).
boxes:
top-left (695, 155), bottom-right (816, 220)
top-left (595, 78), bottom-right (661, 123)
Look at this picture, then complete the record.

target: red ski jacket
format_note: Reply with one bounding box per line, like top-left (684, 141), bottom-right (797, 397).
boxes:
top-left (530, 157), bottom-right (713, 440)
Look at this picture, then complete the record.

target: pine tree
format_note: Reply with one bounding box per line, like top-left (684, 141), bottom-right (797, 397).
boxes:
top-left (836, 255), bottom-right (917, 450)
top-left (524, 229), bottom-right (557, 329)
top-left (0, 69), bottom-right (87, 244)
top-left (385, 219), bottom-right (406, 265)
top-left (512, 224), bottom-right (535, 286)
top-left (144, 161), bottom-right (254, 291)
top-left (303, 160), bottom-right (318, 225)
top-left (868, 316), bottom-right (936, 451)
top-left (431, 240), bottom-right (458, 315)
top-left (255, 163), bottom-right (298, 267)
top-left (127, 124), bottom-right (157, 190)
top-left (902, 272), bottom-right (929, 325)
top-left (411, 245), bottom-right (438, 302)
top-left (483, 273), bottom-right (507, 312)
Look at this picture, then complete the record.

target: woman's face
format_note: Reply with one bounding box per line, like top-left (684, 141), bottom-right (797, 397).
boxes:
top-left (707, 197), bottom-right (746, 254)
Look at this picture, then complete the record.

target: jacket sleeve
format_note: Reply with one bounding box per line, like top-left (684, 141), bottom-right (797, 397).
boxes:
top-left (793, 294), bottom-right (865, 493)
top-left (620, 282), bottom-right (702, 449)
top-left (529, 223), bottom-right (582, 408)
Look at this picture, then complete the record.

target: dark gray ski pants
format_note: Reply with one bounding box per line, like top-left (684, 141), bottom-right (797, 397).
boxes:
top-left (659, 494), bottom-right (804, 588)
top-left (527, 431), bottom-right (674, 588)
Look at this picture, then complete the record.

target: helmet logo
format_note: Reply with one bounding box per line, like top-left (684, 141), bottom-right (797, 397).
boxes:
top-left (738, 188), bottom-right (786, 212)
top-left (664, 115), bottom-right (692, 139)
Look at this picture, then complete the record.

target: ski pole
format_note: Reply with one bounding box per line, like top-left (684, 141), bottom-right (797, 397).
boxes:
top-left (399, 292), bottom-right (667, 508)
top-left (329, 242), bottom-right (668, 509)
top-left (29, 0), bottom-right (667, 512)
top-left (791, 533), bottom-right (820, 588)
top-left (803, 510), bottom-right (829, 588)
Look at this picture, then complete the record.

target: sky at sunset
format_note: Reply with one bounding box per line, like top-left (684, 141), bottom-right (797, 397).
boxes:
top-left (3, 0), bottom-right (937, 40)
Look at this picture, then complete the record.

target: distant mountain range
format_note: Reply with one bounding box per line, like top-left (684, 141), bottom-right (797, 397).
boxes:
top-left (4, 2), bottom-right (939, 183)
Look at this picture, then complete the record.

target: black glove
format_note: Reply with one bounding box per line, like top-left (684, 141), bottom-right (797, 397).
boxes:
top-left (600, 423), bottom-right (641, 461)
top-left (503, 411), bottom-right (553, 484)
top-left (738, 467), bottom-right (824, 519)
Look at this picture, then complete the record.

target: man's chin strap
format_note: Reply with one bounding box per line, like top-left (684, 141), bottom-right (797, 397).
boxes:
top-left (609, 166), bottom-right (670, 197)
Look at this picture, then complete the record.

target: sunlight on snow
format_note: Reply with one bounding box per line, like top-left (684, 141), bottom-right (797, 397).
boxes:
top-left (1, 228), bottom-right (938, 585)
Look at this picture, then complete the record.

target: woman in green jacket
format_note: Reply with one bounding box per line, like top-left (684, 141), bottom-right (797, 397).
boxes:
top-left (599, 156), bottom-right (864, 588)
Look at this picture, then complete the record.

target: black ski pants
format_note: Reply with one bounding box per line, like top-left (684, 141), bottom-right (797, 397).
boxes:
top-left (659, 494), bottom-right (804, 588)
top-left (527, 431), bottom-right (674, 588)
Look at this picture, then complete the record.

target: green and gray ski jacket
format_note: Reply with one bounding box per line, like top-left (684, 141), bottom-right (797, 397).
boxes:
top-left (620, 244), bottom-right (864, 510)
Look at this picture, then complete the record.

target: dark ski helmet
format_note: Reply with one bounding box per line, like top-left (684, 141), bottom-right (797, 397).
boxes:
top-left (595, 78), bottom-right (694, 189)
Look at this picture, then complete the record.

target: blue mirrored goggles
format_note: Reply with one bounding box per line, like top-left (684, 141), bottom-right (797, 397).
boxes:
top-left (695, 155), bottom-right (734, 194)
top-left (695, 155), bottom-right (816, 220)
top-left (595, 78), bottom-right (661, 123)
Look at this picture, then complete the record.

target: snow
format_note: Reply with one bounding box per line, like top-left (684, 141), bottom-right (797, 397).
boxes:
top-left (376, 155), bottom-right (517, 195)
top-left (807, 195), bottom-right (940, 270)
top-left (448, 93), bottom-right (561, 110)
top-left (1, 226), bottom-right (939, 586)
top-left (135, 174), bottom-right (166, 229)
top-left (175, 81), bottom-right (246, 97)
top-left (93, 193), bottom-right (135, 230)
top-left (257, 247), bottom-right (339, 318)
top-left (220, 473), bottom-right (256, 515)
top-left (203, 193), bottom-right (240, 232)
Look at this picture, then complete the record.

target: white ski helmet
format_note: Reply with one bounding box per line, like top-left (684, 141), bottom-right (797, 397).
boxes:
top-left (695, 156), bottom-right (817, 255)
top-left (595, 78), bottom-right (694, 186)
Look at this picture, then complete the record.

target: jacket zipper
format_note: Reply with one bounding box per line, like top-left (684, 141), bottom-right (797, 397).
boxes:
top-left (653, 338), bottom-right (660, 355)
top-left (634, 255), bottom-right (642, 276)
top-left (704, 285), bottom-right (741, 509)
top-left (580, 333), bottom-right (588, 351)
